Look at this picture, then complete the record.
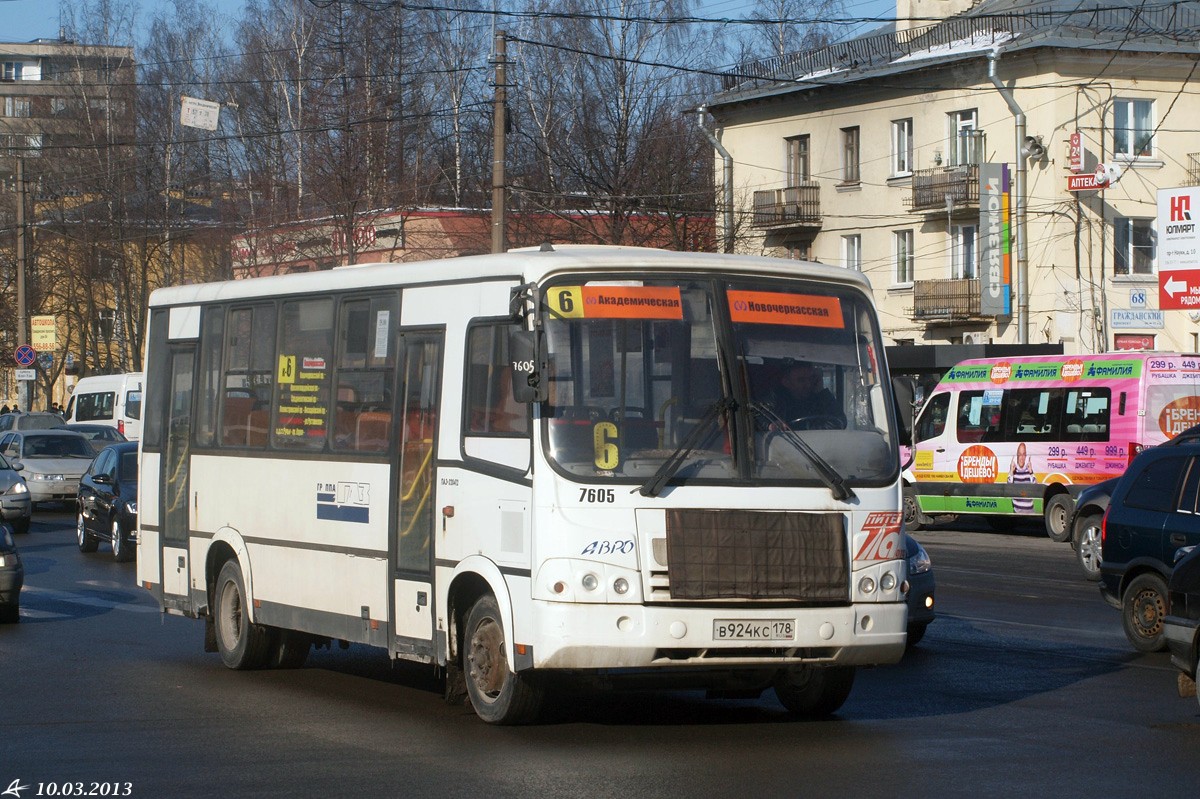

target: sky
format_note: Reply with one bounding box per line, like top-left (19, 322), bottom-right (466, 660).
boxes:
top-left (1, 0), bottom-right (897, 46)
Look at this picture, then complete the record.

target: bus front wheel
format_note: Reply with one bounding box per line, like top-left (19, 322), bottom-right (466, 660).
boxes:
top-left (773, 665), bottom-right (855, 716)
top-left (902, 486), bottom-right (928, 531)
top-left (463, 595), bottom-right (544, 724)
top-left (214, 560), bottom-right (270, 670)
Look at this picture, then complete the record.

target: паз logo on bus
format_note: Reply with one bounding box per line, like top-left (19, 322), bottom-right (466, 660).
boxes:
top-left (958, 445), bottom-right (998, 483)
top-left (1061, 359), bottom-right (1084, 383)
top-left (1160, 396), bottom-right (1200, 438)
top-left (989, 362), bottom-right (1012, 384)
top-left (855, 512), bottom-right (902, 561)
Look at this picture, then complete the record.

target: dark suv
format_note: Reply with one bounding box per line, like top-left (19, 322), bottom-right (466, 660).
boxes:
top-left (1100, 434), bottom-right (1200, 652)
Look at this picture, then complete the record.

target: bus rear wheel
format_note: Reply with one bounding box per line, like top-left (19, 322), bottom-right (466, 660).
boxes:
top-left (463, 595), bottom-right (544, 724)
top-left (214, 560), bottom-right (270, 670)
top-left (1044, 494), bottom-right (1073, 543)
top-left (773, 665), bottom-right (855, 716)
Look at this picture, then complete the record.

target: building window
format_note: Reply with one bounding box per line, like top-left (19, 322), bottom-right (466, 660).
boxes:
top-left (841, 126), bottom-right (860, 184)
top-left (1114, 99), bottom-right (1154, 158)
top-left (891, 118), bottom-right (913, 176)
top-left (842, 235), bottom-right (862, 271)
top-left (894, 230), bottom-right (914, 284)
top-left (951, 225), bottom-right (977, 279)
top-left (2, 97), bottom-right (30, 117)
top-left (949, 109), bottom-right (979, 165)
top-left (785, 240), bottom-right (812, 261)
top-left (786, 135), bottom-right (810, 184)
top-left (1114, 217), bottom-right (1155, 275)
top-left (1, 62), bottom-right (23, 81)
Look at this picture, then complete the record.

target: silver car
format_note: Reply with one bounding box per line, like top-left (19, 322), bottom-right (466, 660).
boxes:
top-left (0, 453), bottom-right (31, 534)
top-left (0, 430), bottom-right (93, 507)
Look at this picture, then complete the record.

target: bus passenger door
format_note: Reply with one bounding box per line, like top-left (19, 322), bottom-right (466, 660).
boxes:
top-left (161, 346), bottom-right (195, 605)
top-left (391, 331), bottom-right (442, 657)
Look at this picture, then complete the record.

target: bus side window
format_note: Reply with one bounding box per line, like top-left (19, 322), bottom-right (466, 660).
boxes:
top-left (956, 392), bottom-right (987, 443)
top-left (916, 393), bottom-right (950, 441)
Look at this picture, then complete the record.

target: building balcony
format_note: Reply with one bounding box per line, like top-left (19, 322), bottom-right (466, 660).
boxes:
top-left (751, 183), bottom-right (821, 229)
top-left (911, 278), bottom-right (991, 323)
top-left (906, 164), bottom-right (979, 212)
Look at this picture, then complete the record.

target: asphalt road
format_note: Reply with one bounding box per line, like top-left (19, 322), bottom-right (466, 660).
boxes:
top-left (2, 509), bottom-right (1198, 798)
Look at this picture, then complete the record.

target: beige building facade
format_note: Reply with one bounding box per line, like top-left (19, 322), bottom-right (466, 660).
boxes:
top-left (707, 1), bottom-right (1200, 354)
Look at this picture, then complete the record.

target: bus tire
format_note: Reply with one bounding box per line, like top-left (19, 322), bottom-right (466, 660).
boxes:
top-left (463, 595), bottom-right (544, 724)
top-left (902, 485), bottom-right (928, 531)
top-left (773, 665), bottom-right (855, 716)
top-left (214, 560), bottom-right (270, 670)
top-left (1122, 573), bottom-right (1169, 653)
top-left (1043, 494), bottom-right (1073, 543)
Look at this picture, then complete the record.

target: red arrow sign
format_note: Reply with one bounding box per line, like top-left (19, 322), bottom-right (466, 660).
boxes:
top-left (1161, 267), bottom-right (1200, 309)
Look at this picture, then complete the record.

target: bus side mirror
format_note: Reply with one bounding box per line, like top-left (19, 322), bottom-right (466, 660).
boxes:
top-left (891, 375), bottom-right (916, 446)
top-left (509, 329), bottom-right (548, 403)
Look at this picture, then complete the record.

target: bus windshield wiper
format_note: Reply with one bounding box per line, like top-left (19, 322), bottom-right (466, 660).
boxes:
top-left (636, 397), bottom-right (733, 498)
top-left (749, 402), bottom-right (856, 502)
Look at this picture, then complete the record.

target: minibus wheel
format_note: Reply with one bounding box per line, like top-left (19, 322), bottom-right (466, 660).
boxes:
top-left (902, 485), bottom-right (928, 531)
top-left (463, 595), bottom-right (545, 724)
top-left (1043, 494), bottom-right (1073, 543)
top-left (773, 665), bottom-right (855, 716)
top-left (214, 559), bottom-right (270, 669)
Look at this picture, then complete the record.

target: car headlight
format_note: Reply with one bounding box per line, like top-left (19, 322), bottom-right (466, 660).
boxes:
top-left (125, 500), bottom-right (137, 515)
top-left (0, 552), bottom-right (18, 568)
top-left (7, 481), bottom-right (27, 495)
top-left (907, 541), bottom-right (932, 575)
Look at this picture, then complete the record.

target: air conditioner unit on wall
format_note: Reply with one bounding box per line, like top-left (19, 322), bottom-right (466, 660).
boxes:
top-left (962, 331), bottom-right (986, 345)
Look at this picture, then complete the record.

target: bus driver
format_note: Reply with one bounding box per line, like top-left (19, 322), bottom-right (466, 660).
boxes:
top-left (765, 361), bottom-right (844, 427)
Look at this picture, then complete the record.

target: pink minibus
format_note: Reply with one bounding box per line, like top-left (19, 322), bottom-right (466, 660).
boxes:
top-left (904, 353), bottom-right (1200, 540)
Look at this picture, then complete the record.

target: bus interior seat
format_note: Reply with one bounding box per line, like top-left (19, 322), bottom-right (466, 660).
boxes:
top-left (356, 411), bottom-right (392, 450)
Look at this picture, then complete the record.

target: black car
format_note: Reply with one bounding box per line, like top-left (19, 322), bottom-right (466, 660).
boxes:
top-left (76, 442), bottom-right (138, 562)
top-left (905, 533), bottom-right (936, 647)
top-left (1070, 477), bottom-right (1117, 582)
top-left (1165, 545), bottom-right (1200, 706)
top-left (1099, 440), bottom-right (1200, 652)
top-left (1074, 426), bottom-right (1200, 583)
top-left (0, 522), bottom-right (23, 623)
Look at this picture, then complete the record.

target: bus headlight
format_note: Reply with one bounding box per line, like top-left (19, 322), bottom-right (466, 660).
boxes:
top-left (880, 571), bottom-right (897, 591)
top-left (858, 575), bottom-right (876, 594)
top-left (535, 559), bottom-right (643, 603)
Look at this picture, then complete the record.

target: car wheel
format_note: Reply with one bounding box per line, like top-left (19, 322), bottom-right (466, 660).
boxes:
top-left (1121, 573), bottom-right (1169, 653)
top-left (76, 511), bottom-right (98, 553)
top-left (773, 665), bottom-right (855, 716)
top-left (0, 601), bottom-right (17, 624)
top-left (111, 516), bottom-right (133, 563)
top-left (11, 517), bottom-right (29, 535)
top-left (1073, 512), bottom-right (1102, 582)
top-left (1043, 494), bottom-right (1073, 543)
top-left (463, 595), bottom-right (544, 724)
top-left (214, 560), bottom-right (270, 670)
top-left (902, 485), bottom-right (928, 531)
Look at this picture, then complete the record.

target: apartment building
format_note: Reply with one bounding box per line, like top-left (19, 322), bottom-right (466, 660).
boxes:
top-left (705, 0), bottom-right (1200, 354)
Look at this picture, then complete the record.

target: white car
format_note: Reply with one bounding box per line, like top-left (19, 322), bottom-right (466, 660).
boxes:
top-left (0, 430), bottom-right (94, 507)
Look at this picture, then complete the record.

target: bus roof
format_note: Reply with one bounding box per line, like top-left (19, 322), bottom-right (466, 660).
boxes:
top-left (148, 245), bottom-right (875, 308)
top-left (950, 352), bottom-right (1188, 367)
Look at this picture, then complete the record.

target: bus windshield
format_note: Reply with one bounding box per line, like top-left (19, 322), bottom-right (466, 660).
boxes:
top-left (541, 276), bottom-right (896, 488)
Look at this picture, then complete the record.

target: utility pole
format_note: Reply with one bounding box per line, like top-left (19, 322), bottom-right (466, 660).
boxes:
top-left (15, 156), bottom-right (30, 411)
top-left (491, 31), bottom-right (507, 254)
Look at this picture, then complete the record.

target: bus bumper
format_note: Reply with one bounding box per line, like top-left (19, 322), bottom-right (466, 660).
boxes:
top-left (525, 601), bottom-right (907, 670)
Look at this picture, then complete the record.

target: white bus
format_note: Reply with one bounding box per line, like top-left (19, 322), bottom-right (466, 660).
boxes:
top-left (137, 245), bottom-right (909, 723)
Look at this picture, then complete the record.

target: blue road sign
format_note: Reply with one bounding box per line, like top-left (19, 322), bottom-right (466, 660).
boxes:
top-left (14, 345), bottom-right (36, 367)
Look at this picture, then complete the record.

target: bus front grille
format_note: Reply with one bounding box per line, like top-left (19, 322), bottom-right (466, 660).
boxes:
top-left (649, 509), bottom-right (848, 603)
